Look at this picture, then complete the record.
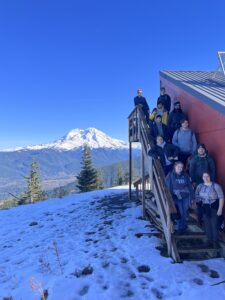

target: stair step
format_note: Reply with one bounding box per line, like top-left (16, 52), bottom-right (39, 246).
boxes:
top-left (174, 232), bottom-right (206, 240)
top-left (178, 246), bottom-right (220, 254)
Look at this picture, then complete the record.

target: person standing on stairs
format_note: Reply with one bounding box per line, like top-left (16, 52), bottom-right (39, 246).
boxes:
top-left (166, 161), bottom-right (194, 234)
top-left (167, 101), bottom-right (186, 139)
top-left (157, 87), bottom-right (171, 113)
top-left (150, 114), bottom-right (170, 142)
top-left (172, 118), bottom-right (197, 165)
top-left (148, 135), bottom-right (179, 175)
top-left (149, 101), bottom-right (168, 125)
top-left (134, 88), bottom-right (150, 125)
top-left (195, 172), bottom-right (224, 248)
top-left (189, 144), bottom-right (216, 225)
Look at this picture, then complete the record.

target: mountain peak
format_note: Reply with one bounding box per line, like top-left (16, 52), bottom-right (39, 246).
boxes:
top-left (1, 128), bottom-right (136, 152)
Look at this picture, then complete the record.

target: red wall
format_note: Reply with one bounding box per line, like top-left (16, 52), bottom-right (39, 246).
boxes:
top-left (161, 77), bottom-right (225, 192)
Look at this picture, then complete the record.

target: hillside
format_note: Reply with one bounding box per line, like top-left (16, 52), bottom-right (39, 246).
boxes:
top-left (0, 187), bottom-right (225, 299)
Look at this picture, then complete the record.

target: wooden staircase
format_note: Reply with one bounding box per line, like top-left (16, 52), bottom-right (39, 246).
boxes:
top-left (128, 106), bottom-right (223, 262)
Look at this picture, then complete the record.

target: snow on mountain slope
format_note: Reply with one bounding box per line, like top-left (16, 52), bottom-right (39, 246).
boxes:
top-left (0, 187), bottom-right (225, 300)
top-left (1, 128), bottom-right (140, 152)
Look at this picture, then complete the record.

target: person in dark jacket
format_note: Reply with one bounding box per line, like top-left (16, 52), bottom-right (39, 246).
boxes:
top-left (166, 161), bottom-right (194, 233)
top-left (157, 87), bottom-right (171, 112)
top-left (134, 88), bottom-right (150, 124)
top-left (190, 144), bottom-right (216, 188)
top-left (167, 101), bottom-right (186, 139)
top-left (148, 135), bottom-right (179, 175)
top-left (151, 114), bottom-right (169, 142)
top-left (189, 144), bottom-right (216, 225)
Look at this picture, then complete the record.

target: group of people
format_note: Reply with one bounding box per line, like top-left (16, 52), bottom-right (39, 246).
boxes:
top-left (134, 88), bottom-right (224, 248)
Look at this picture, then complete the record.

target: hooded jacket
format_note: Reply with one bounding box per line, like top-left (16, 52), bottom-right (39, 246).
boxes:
top-left (189, 153), bottom-right (216, 185)
top-left (148, 142), bottom-right (179, 167)
top-left (166, 170), bottom-right (194, 201)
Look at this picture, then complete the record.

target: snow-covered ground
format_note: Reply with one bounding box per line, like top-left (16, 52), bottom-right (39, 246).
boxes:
top-left (0, 187), bottom-right (225, 300)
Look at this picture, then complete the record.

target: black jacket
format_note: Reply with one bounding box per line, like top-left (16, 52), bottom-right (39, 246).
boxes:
top-left (151, 122), bottom-right (170, 142)
top-left (189, 154), bottom-right (216, 185)
top-left (167, 109), bottom-right (186, 131)
top-left (134, 96), bottom-right (150, 113)
top-left (148, 143), bottom-right (180, 167)
top-left (157, 94), bottom-right (171, 112)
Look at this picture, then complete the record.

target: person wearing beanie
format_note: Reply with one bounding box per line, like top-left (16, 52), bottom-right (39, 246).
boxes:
top-left (167, 101), bottom-right (186, 139)
top-left (172, 118), bottom-right (197, 165)
top-left (150, 114), bottom-right (169, 142)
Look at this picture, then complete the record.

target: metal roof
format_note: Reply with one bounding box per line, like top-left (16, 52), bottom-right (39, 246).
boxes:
top-left (160, 70), bottom-right (225, 114)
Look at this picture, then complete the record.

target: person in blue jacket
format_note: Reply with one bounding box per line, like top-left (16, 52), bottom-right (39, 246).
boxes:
top-left (166, 161), bottom-right (194, 234)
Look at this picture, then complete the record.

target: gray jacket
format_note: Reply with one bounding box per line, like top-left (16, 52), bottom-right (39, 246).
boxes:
top-left (172, 128), bottom-right (197, 154)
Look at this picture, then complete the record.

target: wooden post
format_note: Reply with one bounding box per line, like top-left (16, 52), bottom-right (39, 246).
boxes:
top-left (129, 141), bottom-right (132, 201)
top-left (149, 156), bottom-right (153, 192)
top-left (142, 151), bottom-right (146, 218)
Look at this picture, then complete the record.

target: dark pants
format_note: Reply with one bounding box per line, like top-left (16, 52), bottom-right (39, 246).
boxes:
top-left (203, 209), bottom-right (218, 242)
top-left (175, 198), bottom-right (189, 231)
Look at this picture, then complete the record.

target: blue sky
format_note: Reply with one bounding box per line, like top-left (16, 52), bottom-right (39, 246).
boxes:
top-left (0, 0), bottom-right (224, 148)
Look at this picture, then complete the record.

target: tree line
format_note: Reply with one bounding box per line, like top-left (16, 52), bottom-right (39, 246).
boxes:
top-left (1, 144), bottom-right (139, 208)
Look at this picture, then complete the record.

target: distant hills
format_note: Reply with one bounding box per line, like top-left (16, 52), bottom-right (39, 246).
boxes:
top-left (0, 128), bottom-right (141, 199)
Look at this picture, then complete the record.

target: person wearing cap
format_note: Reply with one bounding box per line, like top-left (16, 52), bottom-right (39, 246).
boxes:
top-left (148, 135), bottom-right (179, 175)
top-left (134, 89), bottom-right (150, 124)
top-left (149, 101), bottom-right (168, 125)
top-left (167, 101), bottom-right (186, 139)
top-left (190, 144), bottom-right (216, 225)
top-left (150, 114), bottom-right (169, 142)
top-left (157, 87), bottom-right (171, 112)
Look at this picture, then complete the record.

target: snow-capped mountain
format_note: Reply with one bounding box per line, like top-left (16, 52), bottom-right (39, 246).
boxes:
top-left (0, 128), bottom-right (141, 198)
top-left (1, 128), bottom-right (138, 152)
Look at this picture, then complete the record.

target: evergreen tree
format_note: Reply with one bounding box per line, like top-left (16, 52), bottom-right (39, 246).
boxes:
top-left (115, 163), bottom-right (124, 186)
top-left (96, 170), bottom-right (104, 190)
top-left (23, 157), bottom-right (43, 203)
top-left (76, 144), bottom-right (98, 192)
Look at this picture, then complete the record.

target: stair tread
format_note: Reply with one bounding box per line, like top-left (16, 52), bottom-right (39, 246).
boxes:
top-left (178, 246), bottom-right (220, 253)
top-left (174, 232), bottom-right (206, 239)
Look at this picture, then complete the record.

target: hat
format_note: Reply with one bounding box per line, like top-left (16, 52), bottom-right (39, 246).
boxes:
top-left (155, 114), bottom-right (162, 119)
top-left (174, 101), bottom-right (180, 105)
top-left (197, 144), bottom-right (206, 150)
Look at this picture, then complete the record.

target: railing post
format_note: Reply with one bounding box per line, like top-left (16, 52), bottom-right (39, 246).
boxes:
top-left (149, 156), bottom-right (153, 192)
top-left (129, 141), bottom-right (132, 201)
top-left (142, 151), bottom-right (146, 218)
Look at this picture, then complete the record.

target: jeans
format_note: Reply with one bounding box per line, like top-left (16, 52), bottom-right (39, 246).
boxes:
top-left (203, 208), bottom-right (218, 242)
top-left (175, 198), bottom-right (190, 231)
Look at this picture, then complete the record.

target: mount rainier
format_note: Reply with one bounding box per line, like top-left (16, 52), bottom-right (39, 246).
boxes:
top-left (0, 128), bottom-right (140, 199)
